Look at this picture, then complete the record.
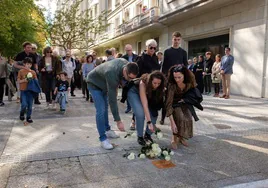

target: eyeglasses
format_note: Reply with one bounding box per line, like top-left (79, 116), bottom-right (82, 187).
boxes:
top-left (149, 46), bottom-right (156, 50)
top-left (47, 52), bottom-right (53, 53)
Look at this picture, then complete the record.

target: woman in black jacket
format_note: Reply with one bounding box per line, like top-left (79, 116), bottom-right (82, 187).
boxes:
top-left (193, 55), bottom-right (204, 94)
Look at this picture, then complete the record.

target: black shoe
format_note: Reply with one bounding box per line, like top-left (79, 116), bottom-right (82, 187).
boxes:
top-left (137, 137), bottom-right (146, 146)
top-left (19, 112), bottom-right (25, 121)
top-left (34, 100), bottom-right (41, 105)
top-left (144, 132), bottom-right (154, 143)
top-left (125, 108), bottom-right (131, 113)
top-left (26, 117), bottom-right (33, 123)
top-left (90, 98), bottom-right (93, 103)
top-left (159, 120), bottom-right (164, 125)
top-left (71, 94), bottom-right (76, 97)
top-left (86, 98), bottom-right (89, 101)
top-left (0, 102), bottom-right (5, 106)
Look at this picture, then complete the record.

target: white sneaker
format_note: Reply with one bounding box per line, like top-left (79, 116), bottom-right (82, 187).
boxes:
top-left (106, 130), bottom-right (120, 138)
top-left (101, 139), bottom-right (114, 150)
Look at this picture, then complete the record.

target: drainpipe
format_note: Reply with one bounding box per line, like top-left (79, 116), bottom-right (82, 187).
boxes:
top-left (261, 0), bottom-right (268, 98)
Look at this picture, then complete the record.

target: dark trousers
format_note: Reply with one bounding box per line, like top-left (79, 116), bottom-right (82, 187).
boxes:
top-left (70, 79), bottom-right (75, 95)
top-left (45, 74), bottom-right (55, 102)
top-left (0, 78), bottom-right (5, 102)
top-left (81, 77), bottom-right (86, 95)
top-left (83, 80), bottom-right (89, 100)
top-left (204, 75), bottom-right (212, 93)
top-left (214, 83), bottom-right (220, 94)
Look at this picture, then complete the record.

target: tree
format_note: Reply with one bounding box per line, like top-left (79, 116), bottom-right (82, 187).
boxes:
top-left (44, 0), bottom-right (109, 51)
top-left (0, 0), bottom-right (46, 56)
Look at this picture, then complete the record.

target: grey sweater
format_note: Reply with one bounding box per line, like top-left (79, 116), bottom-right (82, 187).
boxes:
top-left (87, 58), bottom-right (128, 121)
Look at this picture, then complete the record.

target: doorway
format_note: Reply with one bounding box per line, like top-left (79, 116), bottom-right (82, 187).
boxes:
top-left (188, 34), bottom-right (229, 59)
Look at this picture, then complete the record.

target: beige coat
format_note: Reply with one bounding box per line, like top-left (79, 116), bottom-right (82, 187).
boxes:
top-left (211, 62), bottom-right (221, 83)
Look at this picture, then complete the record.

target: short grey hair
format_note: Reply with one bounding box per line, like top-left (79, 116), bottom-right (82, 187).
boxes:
top-left (146, 39), bottom-right (157, 47)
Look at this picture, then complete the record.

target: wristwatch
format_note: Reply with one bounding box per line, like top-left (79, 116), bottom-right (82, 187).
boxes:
top-left (147, 121), bottom-right (152, 124)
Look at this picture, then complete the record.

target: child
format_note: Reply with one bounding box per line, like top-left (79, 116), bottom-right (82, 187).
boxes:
top-left (17, 58), bottom-right (37, 123)
top-left (54, 72), bottom-right (70, 112)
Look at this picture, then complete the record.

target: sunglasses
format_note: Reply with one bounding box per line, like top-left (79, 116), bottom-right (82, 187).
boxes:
top-left (149, 46), bottom-right (156, 50)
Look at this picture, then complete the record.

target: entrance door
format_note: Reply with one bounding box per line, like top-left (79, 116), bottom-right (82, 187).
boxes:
top-left (188, 34), bottom-right (229, 59)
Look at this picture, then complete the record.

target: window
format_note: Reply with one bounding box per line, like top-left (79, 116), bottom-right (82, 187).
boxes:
top-left (124, 8), bottom-right (130, 22)
top-left (136, 3), bottom-right (142, 15)
top-left (115, 0), bottom-right (120, 6)
top-left (108, 0), bottom-right (112, 10)
top-left (115, 17), bottom-right (120, 28)
top-left (95, 4), bottom-right (99, 17)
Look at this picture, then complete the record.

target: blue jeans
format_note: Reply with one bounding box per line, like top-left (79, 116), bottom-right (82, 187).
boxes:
top-left (88, 85), bottom-right (111, 142)
top-left (57, 92), bottom-right (67, 110)
top-left (126, 99), bottom-right (131, 110)
top-left (127, 86), bottom-right (157, 137)
top-left (20, 90), bottom-right (34, 118)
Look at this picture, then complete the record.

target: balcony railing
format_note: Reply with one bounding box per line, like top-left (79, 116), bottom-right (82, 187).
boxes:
top-left (117, 6), bottom-right (160, 36)
top-left (96, 7), bottom-right (160, 44)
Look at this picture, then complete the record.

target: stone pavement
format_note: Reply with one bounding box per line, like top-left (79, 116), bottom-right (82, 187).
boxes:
top-left (0, 91), bottom-right (268, 188)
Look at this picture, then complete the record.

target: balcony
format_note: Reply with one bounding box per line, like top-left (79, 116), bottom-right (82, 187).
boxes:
top-left (115, 6), bottom-right (160, 37)
top-left (95, 7), bottom-right (160, 45)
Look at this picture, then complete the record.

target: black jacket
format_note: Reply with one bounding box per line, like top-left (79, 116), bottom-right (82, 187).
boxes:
top-left (204, 58), bottom-right (214, 74)
top-left (162, 47), bottom-right (187, 75)
top-left (172, 87), bottom-right (203, 121)
top-left (136, 53), bottom-right (160, 77)
top-left (122, 53), bottom-right (138, 63)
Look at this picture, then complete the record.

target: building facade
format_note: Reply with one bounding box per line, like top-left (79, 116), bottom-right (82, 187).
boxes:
top-left (90, 0), bottom-right (268, 98)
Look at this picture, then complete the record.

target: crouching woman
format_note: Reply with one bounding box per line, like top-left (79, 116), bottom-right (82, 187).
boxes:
top-left (127, 71), bottom-right (165, 146)
top-left (166, 65), bottom-right (203, 149)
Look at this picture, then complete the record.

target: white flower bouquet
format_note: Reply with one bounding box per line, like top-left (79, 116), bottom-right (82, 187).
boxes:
top-left (123, 143), bottom-right (174, 161)
top-left (25, 72), bottom-right (33, 81)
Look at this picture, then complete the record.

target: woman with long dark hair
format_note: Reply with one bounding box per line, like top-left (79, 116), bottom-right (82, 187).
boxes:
top-left (127, 71), bottom-right (165, 145)
top-left (166, 65), bottom-right (198, 149)
top-left (39, 46), bottom-right (62, 107)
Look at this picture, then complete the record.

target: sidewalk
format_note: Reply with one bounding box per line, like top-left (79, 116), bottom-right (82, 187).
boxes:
top-left (0, 92), bottom-right (267, 188)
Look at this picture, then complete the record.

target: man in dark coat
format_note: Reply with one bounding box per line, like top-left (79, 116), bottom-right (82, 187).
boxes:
top-left (122, 44), bottom-right (138, 113)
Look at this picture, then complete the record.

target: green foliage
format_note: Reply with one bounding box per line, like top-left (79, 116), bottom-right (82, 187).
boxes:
top-left (0, 0), bottom-right (46, 57)
top-left (45, 0), bottom-right (109, 50)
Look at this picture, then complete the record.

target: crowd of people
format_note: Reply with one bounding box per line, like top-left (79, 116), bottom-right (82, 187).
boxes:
top-left (0, 31), bottom-right (234, 150)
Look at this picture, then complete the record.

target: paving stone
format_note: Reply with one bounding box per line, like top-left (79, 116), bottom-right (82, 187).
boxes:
top-left (6, 173), bottom-right (48, 188)
top-left (48, 158), bottom-right (80, 170)
top-left (82, 163), bottom-right (123, 182)
top-left (79, 154), bottom-right (113, 166)
top-left (10, 161), bottom-right (48, 176)
top-left (48, 165), bottom-right (88, 187)
top-left (0, 164), bottom-right (12, 188)
top-left (207, 173), bottom-right (268, 187)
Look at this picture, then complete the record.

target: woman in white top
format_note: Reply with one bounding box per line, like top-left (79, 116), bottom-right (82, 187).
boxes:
top-left (211, 54), bottom-right (221, 97)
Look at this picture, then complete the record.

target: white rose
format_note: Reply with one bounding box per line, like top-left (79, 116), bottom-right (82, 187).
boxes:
top-left (139, 154), bottom-right (146, 159)
top-left (162, 150), bottom-right (169, 156)
top-left (127, 153), bottom-right (135, 160)
top-left (149, 152), bottom-right (155, 158)
top-left (165, 155), bottom-right (171, 161)
top-left (131, 132), bottom-right (137, 137)
top-left (151, 143), bottom-right (159, 149)
top-left (170, 151), bottom-right (174, 156)
top-left (27, 72), bottom-right (33, 78)
top-left (156, 132), bottom-right (163, 139)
